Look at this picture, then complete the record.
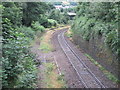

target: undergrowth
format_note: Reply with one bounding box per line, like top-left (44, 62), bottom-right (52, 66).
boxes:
top-left (39, 31), bottom-right (53, 53)
top-left (85, 53), bottom-right (119, 83)
top-left (43, 63), bottom-right (67, 88)
top-left (71, 2), bottom-right (119, 61)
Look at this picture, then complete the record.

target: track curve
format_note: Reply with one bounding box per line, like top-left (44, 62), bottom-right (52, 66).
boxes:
top-left (57, 29), bottom-right (106, 88)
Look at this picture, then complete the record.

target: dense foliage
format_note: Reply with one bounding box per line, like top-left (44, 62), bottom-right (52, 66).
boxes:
top-left (2, 2), bottom-right (36, 88)
top-left (31, 21), bottom-right (45, 32)
top-left (48, 9), bottom-right (70, 24)
top-left (1, 2), bottom-right (56, 88)
top-left (71, 2), bottom-right (119, 61)
top-left (22, 2), bottom-right (50, 26)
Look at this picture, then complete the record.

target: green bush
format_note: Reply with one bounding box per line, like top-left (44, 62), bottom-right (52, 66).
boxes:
top-left (2, 17), bottom-right (37, 88)
top-left (2, 2), bottom-right (56, 88)
top-left (32, 21), bottom-right (45, 32)
top-left (2, 2), bottom-right (23, 27)
top-left (17, 26), bottom-right (35, 40)
top-left (47, 19), bottom-right (58, 27)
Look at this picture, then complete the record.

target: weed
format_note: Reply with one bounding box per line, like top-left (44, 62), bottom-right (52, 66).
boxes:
top-left (39, 42), bottom-right (53, 53)
top-left (39, 31), bottom-right (54, 53)
top-left (85, 53), bottom-right (119, 83)
top-left (43, 63), bottom-right (66, 88)
top-left (65, 29), bottom-right (73, 38)
top-left (57, 74), bottom-right (64, 81)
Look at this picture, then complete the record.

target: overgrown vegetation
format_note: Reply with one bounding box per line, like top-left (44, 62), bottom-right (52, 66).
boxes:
top-left (1, 2), bottom-right (58, 88)
top-left (2, 3), bottom-right (37, 88)
top-left (38, 26), bottom-right (68, 88)
top-left (65, 29), bottom-right (73, 38)
top-left (39, 30), bottom-right (54, 53)
top-left (48, 8), bottom-right (73, 24)
top-left (32, 21), bottom-right (45, 32)
top-left (71, 2), bottom-right (119, 63)
top-left (1, 1), bottom-right (72, 87)
top-left (85, 54), bottom-right (119, 83)
top-left (39, 26), bottom-right (69, 53)
top-left (44, 62), bottom-right (66, 88)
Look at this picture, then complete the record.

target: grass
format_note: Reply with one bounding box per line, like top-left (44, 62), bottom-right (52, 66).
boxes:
top-left (55, 25), bottom-right (70, 31)
top-left (39, 27), bottom-right (66, 88)
top-left (85, 53), bottom-right (120, 83)
top-left (39, 31), bottom-right (54, 53)
top-left (65, 29), bottom-right (73, 38)
top-left (34, 25), bottom-right (71, 88)
top-left (46, 25), bottom-right (69, 31)
top-left (39, 26), bottom-right (71, 53)
top-left (39, 41), bottom-right (53, 53)
top-left (44, 63), bottom-right (67, 88)
top-left (39, 26), bottom-right (69, 88)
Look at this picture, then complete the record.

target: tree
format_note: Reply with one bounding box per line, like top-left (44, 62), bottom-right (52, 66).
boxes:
top-left (22, 2), bottom-right (50, 26)
top-left (2, 2), bottom-right (37, 88)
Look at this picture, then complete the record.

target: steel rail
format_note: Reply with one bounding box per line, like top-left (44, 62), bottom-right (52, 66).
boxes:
top-left (58, 33), bottom-right (88, 88)
top-left (61, 30), bottom-right (106, 88)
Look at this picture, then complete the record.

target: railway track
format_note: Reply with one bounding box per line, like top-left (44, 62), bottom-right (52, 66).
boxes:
top-left (57, 29), bottom-right (106, 88)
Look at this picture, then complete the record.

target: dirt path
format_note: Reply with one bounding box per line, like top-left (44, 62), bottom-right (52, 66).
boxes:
top-left (31, 27), bottom-right (69, 88)
top-left (31, 26), bottom-right (118, 88)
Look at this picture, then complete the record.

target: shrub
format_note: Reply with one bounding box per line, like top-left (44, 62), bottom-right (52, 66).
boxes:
top-left (31, 21), bottom-right (45, 32)
top-left (2, 34), bottom-right (37, 88)
top-left (47, 19), bottom-right (58, 27)
top-left (17, 26), bottom-right (35, 40)
top-left (2, 17), bottom-right (37, 88)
